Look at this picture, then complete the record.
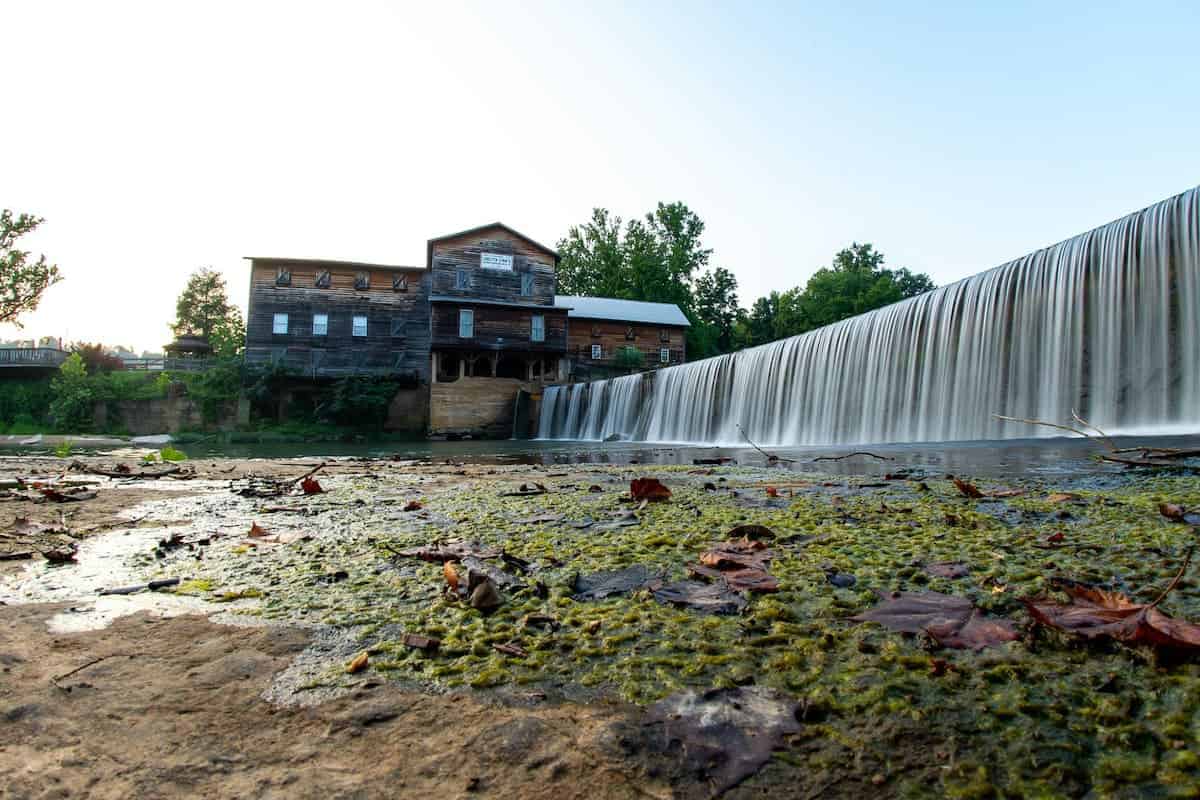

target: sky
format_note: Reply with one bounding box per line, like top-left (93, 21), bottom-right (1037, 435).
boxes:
top-left (2, 0), bottom-right (1198, 352)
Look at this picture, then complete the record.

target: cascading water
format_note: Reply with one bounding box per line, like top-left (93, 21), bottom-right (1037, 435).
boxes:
top-left (538, 186), bottom-right (1200, 446)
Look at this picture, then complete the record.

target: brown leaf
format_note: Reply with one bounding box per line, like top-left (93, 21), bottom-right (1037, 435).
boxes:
top-left (1023, 581), bottom-right (1200, 651)
top-left (698, 539), bottom-right (772, 571)
top-left (493, 642), bottom-right (528, 658)
top-left (990, 488), bottom-right (1027, 498)
top-left (402, 500), bottom-right (423, 512)
top-left (39, 486), bottom-right (98, 503)
top-left (300, 476), bottom-right (324, 495)
top-left (346, 651), bottom-right (369, 673)
top-left (588, 484), bottom-right (603, 493)
top-left (851, 590), bottom-right (1018, 650)
top-left (925, 562), bottom-right (969, 579)
top-left (247, 522), bottom-right (268, 538)
top-left (727, 524), bottom-right (775, 541)
top-left (765, 486), bottom-right (779, 498)
top-left (443, 561), bottom-right (459, 592)
top-left (952, 478), bottom-right (984, 499)
top-left (630, 477), bottom-right (671, 501)
top-left (402, 634), bottom-right (440, 652)
top-left (1047, 492), bottom-right (1080, 504)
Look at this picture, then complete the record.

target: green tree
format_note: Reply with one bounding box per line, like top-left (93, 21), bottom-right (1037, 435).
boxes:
top-left (71, 342), bottom-right (125, 374)
top-left (49, 352), bottom-right (93, 431)
top-left (692, 266), bottom-right (741, 357)
top-left (171, 268), bottom-right (245, 357)
top-left (612, 346), bottom-right (646, 372)
top-left (555, 209), bottom-right (630, 298)
top-left (0, 210), bottom-right (62, 326)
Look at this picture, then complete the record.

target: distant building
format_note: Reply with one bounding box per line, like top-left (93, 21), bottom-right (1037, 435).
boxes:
top-left (243, 221), bottom-right (689, 436)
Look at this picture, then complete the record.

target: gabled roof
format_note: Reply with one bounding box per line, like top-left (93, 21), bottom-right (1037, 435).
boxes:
top-left (554, 296), bottom-right (691, 327)
top-left (245, 256), bottom-right (424, 271)
top-left (427, 222), bottom-right (559, 267)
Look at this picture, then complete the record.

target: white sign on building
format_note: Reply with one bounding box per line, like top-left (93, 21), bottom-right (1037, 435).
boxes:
top-left (480, 252), bottom-right (514, 271)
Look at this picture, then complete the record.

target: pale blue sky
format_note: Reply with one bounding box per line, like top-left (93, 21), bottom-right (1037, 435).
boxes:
top-left (2, 0), bottom-right (1197, 350)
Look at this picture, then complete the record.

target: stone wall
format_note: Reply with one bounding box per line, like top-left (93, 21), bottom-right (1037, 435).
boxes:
top-left (94, 397), bottom-right (237, 435)
top-left (430, 378), bottom-right (535, 438)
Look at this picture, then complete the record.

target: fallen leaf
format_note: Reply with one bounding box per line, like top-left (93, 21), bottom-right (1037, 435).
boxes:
top-left (851, 590), bottom-right (1018, 650)
top-left (1023, 575), bottom-right (1200, 652)
top-left (443, 561), bottom-right (459, 592)
top-left (247, 522), bottom-right (269, 538)
top-left (1046, 532), bottom-right (1065, 544)
top-left (649, 579), bottom-right (748, 615)
top-left (493, 642), bottom-right (528, 658)
top-left (952, 478), bottom-right (984, 499)
top-left (925, 562), bottom-right (970, 579)
top-left (630, 477), bottom-right (671, 501)
top-left (1159, 503), bottom-right (1200, 525)
top-left (346, 651), bottom-right (369, 673)
top-left (588, 484), bottom-right (603, 493)
top-left (40, 543), bottom-right (78, 563)
top-left (1047, 492), bottom-right (1080, 504)
top-left (765, 486), bottom-right (779, 498)
top-left (402, 634), bottom-right (440, 652)
top-left (990, 488), bottom-right (1027, 498)
top-left (727, 524), bottom-right (775, 541)
top-left (640, 688), bottom-right (801, 796)
top-left (573, 565), bottom-right (657, 601)
top-left (39, 486), bottom-right (98, 503)
top-left (402, 500), bottom-right (423, 512)
top-left (300, 476), bottom-right (324, 495)
top-left (393, 541), bottom-right (502, 563)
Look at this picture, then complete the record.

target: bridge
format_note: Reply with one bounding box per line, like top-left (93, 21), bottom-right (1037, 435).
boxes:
top-left (0, 347), bottom-right (68, 374)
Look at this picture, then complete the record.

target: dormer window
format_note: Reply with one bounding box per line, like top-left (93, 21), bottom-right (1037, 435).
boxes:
top-left (354, 271), bottom-right (370, 290)
top-left (392, 273), bottom-right (408, 292)
top-left (275, 267), bottom-right (291, 286)
top-left (315, 271), bottom-right (331, 288)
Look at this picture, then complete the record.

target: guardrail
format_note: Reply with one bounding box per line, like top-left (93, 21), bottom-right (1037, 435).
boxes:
top-left (121, 357), bottom-right (213, 372)
top-left (0, 347), bottom-right (68, 367)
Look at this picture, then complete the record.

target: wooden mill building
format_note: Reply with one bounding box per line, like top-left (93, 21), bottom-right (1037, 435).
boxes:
top-left (243, 222), bottom-right (689, 436)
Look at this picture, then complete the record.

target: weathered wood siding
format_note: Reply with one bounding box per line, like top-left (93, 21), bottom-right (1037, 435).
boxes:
top-left (565, 318), bottom-right (687, 366)
top-left (431, 304), bottom-right (568, 352)
top-left (244, 259), bottom-right (431, 380)
top-left (430, 226), bottom-right (558, 308)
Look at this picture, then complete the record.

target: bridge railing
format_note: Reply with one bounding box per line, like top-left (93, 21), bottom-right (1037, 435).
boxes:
top-left (0, 347), bottom-right (69, 367)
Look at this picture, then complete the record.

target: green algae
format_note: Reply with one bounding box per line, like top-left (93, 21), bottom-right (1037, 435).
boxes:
top-left (173, 463), bottom-right (1200, 796)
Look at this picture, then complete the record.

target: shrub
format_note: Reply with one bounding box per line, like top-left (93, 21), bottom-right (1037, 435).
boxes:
top-left (315, 376), bottom-right (401, 427)
top-left (160, 446), bottom-right (188, 462)
top-left (613, 346), bottom-right (646, 371)
top-left (49, 353), bottom-right (94, 432)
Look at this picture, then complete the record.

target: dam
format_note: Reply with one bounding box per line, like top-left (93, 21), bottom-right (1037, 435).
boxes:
top-left (538, 186), bottom-right (1200, 446)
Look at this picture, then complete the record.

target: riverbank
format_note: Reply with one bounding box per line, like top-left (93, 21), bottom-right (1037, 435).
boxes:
top-left (3, 452), bottom-right (1200, 797)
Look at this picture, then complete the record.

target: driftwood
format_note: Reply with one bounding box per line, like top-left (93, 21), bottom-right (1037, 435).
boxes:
top-left (98, 578), bottom-right (182, 596)
top-left (995, 411), bottom-right (1200, 473)
top-left (811, 451), bottom-right (894, 462)
top-left (736, 424), bottom-right (796, 463)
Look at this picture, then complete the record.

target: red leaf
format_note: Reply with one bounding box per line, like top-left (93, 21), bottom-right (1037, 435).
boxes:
top-left (952, 478), bottom-right (984, 499)
top-left (765, 486), bottom-right (779, 498)
top-left (300, 476), bottom-right (324, 495)
top-left (630, 478), bottom-right (671, 501)
top-left (247, 522), bottom-right (268, 538)
top-left (1023, 578), bottom-right (1200, 651)
top-left (851, 590), bottom-right (1018, 650)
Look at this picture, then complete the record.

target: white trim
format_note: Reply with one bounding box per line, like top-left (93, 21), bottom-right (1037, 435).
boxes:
top-left (352, 315), bottom-right (368, 337)
top-left (272, 313), bottom-right (288, 335)
top-left (312, 313), bottom-right (328, 336)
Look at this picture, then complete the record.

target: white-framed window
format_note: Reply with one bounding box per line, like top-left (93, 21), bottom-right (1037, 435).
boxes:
top-left (660, 348), bottom-right (670, 364)
top-left (591, 344), bottom-right (602, 360)
top-left (459, 309), bottom-right (474, 338)
top-left (352, 315), bottom-right (368, 337)
top-left (531, 314), bottom-right (545, 342)
top-left (312, 313), bottom-right (328, 336)
top-left (272, 313), bottom-right (288, 335)
top-left (520, 272), bottom-right (534, 296)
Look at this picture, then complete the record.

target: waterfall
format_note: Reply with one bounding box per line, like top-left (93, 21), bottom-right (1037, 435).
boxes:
top-left (538, 186), bottom-right (1200, 446)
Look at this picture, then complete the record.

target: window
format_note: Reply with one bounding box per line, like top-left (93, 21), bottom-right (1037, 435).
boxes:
top-left (354, 271), bottom-right (370, 290)
top-left (275, 267), bottom-right (291, 287)
top-left (590, 324), bottom-right (600, 338)
top-left (660, 328), bottom-right (670, 343)
top-left (625, 326), bottom-right (635, 341)
top-left (352, 315), bottom-right (368, 337)
top-left (520, 272), bottom-right (534, 296)
top-left (455, 270), bottom-right (470, 290)
top-left (315, 271), bottom-right (331, 288)
top-left (458, 309), bottom-right (474, 338)
top-left (272, 313), bottom-right (289, 334)
top-left (392, 273), bottom-right (408, 292)
top-left (390, 317), bottom-right (404, 337)
top-left (591, 344), bottom-right (602, 360)
top-left (531, 314), bottom-right (545, 342)
top-left (312, 313), bottom-right (328, 336)
top-left (660, 348), bottom-right (670, 364)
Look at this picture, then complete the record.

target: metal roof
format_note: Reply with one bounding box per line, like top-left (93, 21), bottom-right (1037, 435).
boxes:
top-left (245, 256), bottom-right (424, 271)
top-left (554, 296), bottom-right (690, 327)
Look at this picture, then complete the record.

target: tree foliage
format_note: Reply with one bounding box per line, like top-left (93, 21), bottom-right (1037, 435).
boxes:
top-left (49, 353), bottom-right (94, 431)
top-left (613, 346), bottom-right (646, 372)
top-left (734, 243), bottom-right (934, 349)
top-left (71, 342), bottom-right (125, 374)
top-left (171, 268), bottom-right (245, 357)
top-left (0, 210), bottom-right (62, 326)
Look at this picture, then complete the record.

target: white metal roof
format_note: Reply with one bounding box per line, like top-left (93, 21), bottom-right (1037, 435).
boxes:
top-left (554, 296), bottom-right (690, 327)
